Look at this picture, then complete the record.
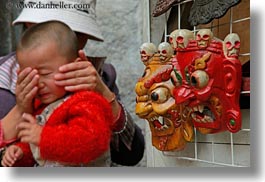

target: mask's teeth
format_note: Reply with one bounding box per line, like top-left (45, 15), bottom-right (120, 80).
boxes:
top-left (158, 116), bottom-right (164, 126)
top-left (198, 105), bottom-right (204, 113)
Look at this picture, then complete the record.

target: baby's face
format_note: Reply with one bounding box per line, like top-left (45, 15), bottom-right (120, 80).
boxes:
top-left (17, 41), bottom-right (70, 104)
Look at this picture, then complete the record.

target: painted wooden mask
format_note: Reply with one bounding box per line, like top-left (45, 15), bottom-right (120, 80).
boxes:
top-left (172, 31), bottom-right (242, 133)
top-left (135, 42), bottom-right (193, 151)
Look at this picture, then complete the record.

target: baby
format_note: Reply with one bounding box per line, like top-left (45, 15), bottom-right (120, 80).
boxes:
top-left (1, 21), bottom-right (113, 167)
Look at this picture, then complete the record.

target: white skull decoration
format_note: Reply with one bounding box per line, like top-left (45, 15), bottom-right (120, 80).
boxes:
top-left (140, 43), bottom-right (157, 65)
top-left (158, 42), bottom-right (174, 62)
top-left (223, 33), bottom-right (241, 59)
top-left (169, 29), bottom-right (180, 50)
top-left (196, 29), bottom-right (213, 49)
top-left (175, 29), bottom-right (194, 49)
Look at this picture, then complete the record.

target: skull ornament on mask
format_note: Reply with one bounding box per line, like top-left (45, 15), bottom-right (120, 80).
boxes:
top-left (169, 29), bottom-right (194, 51)
top-left (158, 42), bottom-right (174, 62)
top-left (175, 29), bottom-right (194, 50)
top-left (140, 42), bottom-right (157, 65)
top-left (223, 33), bottom-right (241, 60)
top-left (196, 29), bottom-right (213, 49)
top-left (169, 29), bottom-right (180, 50)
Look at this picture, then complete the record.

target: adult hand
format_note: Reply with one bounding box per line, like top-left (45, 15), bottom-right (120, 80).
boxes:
top-left (1, 145), bottom-right (23, 167)
top-left (54, 50), bottom-right (120, 119)
top-left (16, 67), bottom-right (39, 114)
top-left (54, 50), bottom-right (99, 92)
top-left (17, 113), bottom-right (43, 146)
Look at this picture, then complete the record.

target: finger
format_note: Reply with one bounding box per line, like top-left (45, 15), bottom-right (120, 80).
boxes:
top-left (20, 136), bottom-right (30, 143)
top-left (19, 75), bottom-right (39, 98)
top-left (17, 68), bottom-right (37, 86)
top-left (1, 159), bottom-right (6, 167)
top-left (14, 149), bottom-right (23, 160)
top-left (16, 67), bottom-right (32, 84)
top-left (73, 57), bottom-right (82, 63)
top-left (22, 113), bottom-right (36, 124)
top-left (56, 64), bottom-right (97, 83)
top-left (65, 84), bottom-right (96, 92)
top-left (3, 152), bottom-right (15, 167)
top-left (14, 148), bottom-right (21, 159)
top-left (16, 70), bottom-right (39, 100)
top-left (55, 62), bottom-right (95, 83)
top-left (24, 86), bottom-right (38, 101)
top-left (57, 61), bottom-right (92, 74)
top-left (17, 121), bottom-right (30, 131)
top-left (17, 129), bottom-right (29, 139)
top-left (19, 72), bottom-right (39, 90)
top-left (1, 157), bottom-right (10, 167)
top-left (9, 149), bottom-right (18, 161)
top-left (55, 74), bottom-right (96, 86)
top-left (23, 74), bottom-right (39, 91)
top-left (78, 50), bottom-right (88, 61)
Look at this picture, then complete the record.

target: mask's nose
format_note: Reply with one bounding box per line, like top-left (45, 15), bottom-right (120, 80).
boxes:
top-left (173, 85), bottom-right (195, 104)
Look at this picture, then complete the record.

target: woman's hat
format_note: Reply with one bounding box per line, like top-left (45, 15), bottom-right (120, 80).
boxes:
top-left (13, 0), bottom-right (104, 41)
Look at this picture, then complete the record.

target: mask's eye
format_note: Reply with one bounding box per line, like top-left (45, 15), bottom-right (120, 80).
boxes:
top-left (190, 70), bottom-right (209, 89)
top-left (150, 87), bottom-right (169, 103)
top-left (226, 41), bottom-right (232, 49)
top-left (235, 41), bottom-right (241, 49)
top-left (177, 36), bottom-right (184, 43)
top-left (140, 50), bottom-right (146, 54)
top-left (169, 37), bottom-right (173, 43)
top-left (203, 35), bottom-right (210, 40)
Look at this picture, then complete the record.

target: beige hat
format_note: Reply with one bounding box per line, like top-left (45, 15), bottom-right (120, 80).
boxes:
top-left (13, 0), bottom-right (104, 41)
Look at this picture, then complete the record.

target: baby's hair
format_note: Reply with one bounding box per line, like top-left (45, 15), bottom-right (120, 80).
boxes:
top-left (17, 20), bottom-right (78, 61)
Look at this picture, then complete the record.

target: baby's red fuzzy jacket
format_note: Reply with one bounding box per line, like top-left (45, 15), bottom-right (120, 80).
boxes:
top-left (14, 91), bottom-right (113, 166)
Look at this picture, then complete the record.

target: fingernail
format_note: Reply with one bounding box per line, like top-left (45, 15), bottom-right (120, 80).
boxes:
top-left (58, 66), bottom-right (64, 71)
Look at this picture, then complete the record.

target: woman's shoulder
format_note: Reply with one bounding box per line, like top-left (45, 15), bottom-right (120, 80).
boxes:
top-left (102, 63), bottom-right (117, 81)
top-left (0, 52), bottom-right (16, 66)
